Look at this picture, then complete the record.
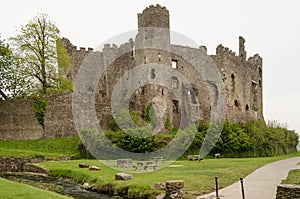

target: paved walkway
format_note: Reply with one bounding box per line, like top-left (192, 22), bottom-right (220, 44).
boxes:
top-left (197, 156), bottom-right (300, 199)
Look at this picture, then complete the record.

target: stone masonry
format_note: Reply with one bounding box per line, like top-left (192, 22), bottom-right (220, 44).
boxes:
top-left (276, 184), bottom-right (300, 199)
top-left (61, 4), bottom-right (264, 130)
top-left (0, 99), bottom-right (44, 140)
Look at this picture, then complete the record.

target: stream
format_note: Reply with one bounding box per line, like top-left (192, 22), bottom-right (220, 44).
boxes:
top-left (0, 173), bottom-right (112, 199)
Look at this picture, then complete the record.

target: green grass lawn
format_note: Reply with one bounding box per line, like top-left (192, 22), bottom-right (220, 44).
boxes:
top-left (282, 168), bottom-right (300, 185)
top-left (38, 152), bottom-right (300, 198)
top-left (0, 137), bottom-right (81, 158)
top-left (0, 177), bottom-right (71, 199)
top-left (0, 137), bottom-right (299, 198)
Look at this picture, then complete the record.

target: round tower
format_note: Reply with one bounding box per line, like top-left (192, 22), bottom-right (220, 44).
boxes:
top-left (135, 4), bottom-right (171, 67)
top-left (138, 4), bottom-right (169, 29)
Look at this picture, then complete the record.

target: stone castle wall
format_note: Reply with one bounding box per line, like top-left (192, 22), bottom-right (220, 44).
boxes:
top-left (44, 92), bottom-right (76, 138)
top-left (211, 39), bottom-right (263, 122)
top-left (0, 99), bottom-right (44, 140)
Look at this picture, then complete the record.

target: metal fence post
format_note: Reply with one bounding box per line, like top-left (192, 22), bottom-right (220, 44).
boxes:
top-left (215, 176), bottom-right (219, 199)
top-left (240, 178), bottom-right (245, 199)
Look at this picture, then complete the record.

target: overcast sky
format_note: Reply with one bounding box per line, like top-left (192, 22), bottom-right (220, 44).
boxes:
top-left (1, 0), bottom-right (300, 135)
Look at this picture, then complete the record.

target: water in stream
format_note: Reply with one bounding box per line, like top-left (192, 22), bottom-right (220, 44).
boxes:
top-left (0, 173), bottom-right (112, 199)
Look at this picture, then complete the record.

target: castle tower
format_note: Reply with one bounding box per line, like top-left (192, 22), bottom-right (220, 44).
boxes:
top-left (135, 4), bottom-right (171, 67)
top-left (132, 5), bottom-right (174, 129)
top-left (138, 4), bottom-right (170, 29)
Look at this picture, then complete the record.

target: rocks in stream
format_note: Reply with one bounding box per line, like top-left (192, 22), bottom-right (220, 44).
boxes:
top-left (82, 182), bottom-right (93, 189)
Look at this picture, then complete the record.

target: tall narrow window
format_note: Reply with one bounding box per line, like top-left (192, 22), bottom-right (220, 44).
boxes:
top-left (245, 104), bottom-right (249, 111)
top-left (141, 86), bottom-right (145, 95)
top-left (258, 67), bottom-right (262, 77)
top-left (252, 81), bottom-right (258, 111)
top-left (173, 100), bottom-right (179, 113)
top-left (189, 89), bottom-right (197, 104)
top-left (144, 57), bottom-right (146, 64)
top-left (158, 53), bottom-right (161, 62)
top-left (231, 74), bottom-right (235, 92)
top-left (234, 99), bottom-right (239, 107)
top-left (151, 69), bottom-right (156, 79)
top-left (171, 77), bottom-right (179, 89)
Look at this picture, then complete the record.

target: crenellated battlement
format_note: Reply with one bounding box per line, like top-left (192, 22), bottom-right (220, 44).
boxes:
top-left (103, 43), bottom-right (119, 51)
top-left (62, 37), bottom-right (94, 53)
top-left (71, 46), bottom-right (94, 53)
top-left (138, 4), bottom-right (169, 29)
top-left (142, 4), bottom-right (168, 14)
top-left (247, 54), bottom-right (262, 71)
top-left (216, 44), bottom-right (239, 63)
top-left (247, 54), bottom-right (262, 66)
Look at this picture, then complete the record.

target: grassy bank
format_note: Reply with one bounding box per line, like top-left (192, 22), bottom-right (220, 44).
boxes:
top-left (0, 137), bottom-right (81, 158)
top-left (38, 152), bottom-right (300, 198)
top-left (0, 177), bottom-right (71, 199)
top-left (282, 169), bottom-right (300, 185)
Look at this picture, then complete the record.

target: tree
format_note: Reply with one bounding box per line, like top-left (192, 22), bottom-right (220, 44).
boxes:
top-left (0, 36), bottom-right (13, 99)
top-left (0, 35), bottom-right (29, 99)
top-left (9, 13), bottom-right (72, 96)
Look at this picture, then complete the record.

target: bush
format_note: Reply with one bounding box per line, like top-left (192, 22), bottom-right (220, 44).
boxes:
top-left (32, 96), bottom-right (48, 128)
top-left (209, 120), bottom-right (299, 157)
top-left (180, 120), bottom-right (299, 158)
top-left (106, 128), bottom-right (157, 153)
top-left (105, 109), bottom-right (299, 159)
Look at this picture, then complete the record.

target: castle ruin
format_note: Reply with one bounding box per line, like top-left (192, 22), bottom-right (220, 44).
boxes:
top-left (0, 5), bottom-right (263, 139)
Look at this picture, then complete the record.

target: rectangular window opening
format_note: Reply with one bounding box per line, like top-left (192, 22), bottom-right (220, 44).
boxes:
top-left (172, 60), bottom-right (178, 69)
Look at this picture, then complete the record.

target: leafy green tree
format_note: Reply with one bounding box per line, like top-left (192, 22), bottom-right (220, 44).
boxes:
top-left (0, 35), bottom-right (29, 99)
top-left (0, 36), bottom-right (13, 99)
top-left (9, 13), bottom-right (72, 96)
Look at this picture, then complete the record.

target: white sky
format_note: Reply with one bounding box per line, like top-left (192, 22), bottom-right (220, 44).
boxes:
top-left (1, 0), bottom-right (300, 135)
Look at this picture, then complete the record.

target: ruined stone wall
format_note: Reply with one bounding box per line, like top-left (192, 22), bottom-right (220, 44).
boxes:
top-left (0, 157), bottom-right (45, 172)
top-left (42, 39), bottom-right (95, 138)
top-left (0, 156), bottom-right (68, 172)
top-left (211, 37), bottom-right (263, 122)
top-left (276, 184), bottom-right (300, 199)
top-left (170, 45), bottom-right (212, 122)
top-left (61, 38), bottom-right (94, 83)
top-left (44, 92), bottom-right (76, 138)
top-left (0, 99), bottom-right (44, 140)
top-left (95, 43), bottom-right (135, 129)
top-left (0, 5), bottom-right (265, 140)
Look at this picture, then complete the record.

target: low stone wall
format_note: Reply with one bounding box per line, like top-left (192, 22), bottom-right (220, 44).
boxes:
top-left (0, 157), bottom-right (68, 173)
top-left (165, 180), bottom-right (184, 199)
top-left (23, 164), bottom-right (49, 174)
top-left (0, 99), bottom-right (44, 140)
top-left (0, 157), bottom-right (45, 172)
top-left (276, 184), bottom-right (300, 199)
